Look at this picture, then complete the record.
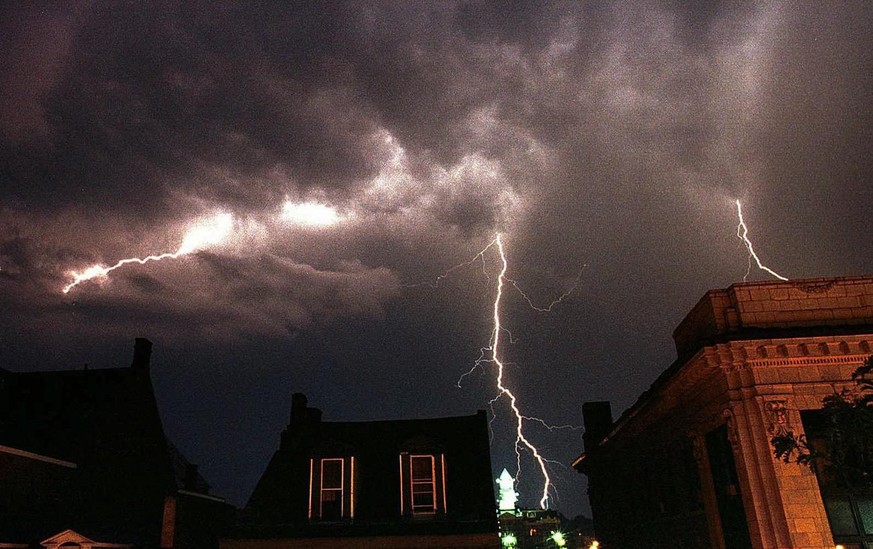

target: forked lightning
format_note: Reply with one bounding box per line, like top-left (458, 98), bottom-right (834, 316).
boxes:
top-left (735, 199), bottom-right (788, 282)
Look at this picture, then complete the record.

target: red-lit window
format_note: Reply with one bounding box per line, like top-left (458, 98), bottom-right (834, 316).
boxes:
top-left (399, 452), bottom-right (447, 517)
top-left (320, 458), bottom-right (343, 519)
top-left (410, 455), bottom-right (436, 514)
top-left (309, 456), bottom-right (356, 521)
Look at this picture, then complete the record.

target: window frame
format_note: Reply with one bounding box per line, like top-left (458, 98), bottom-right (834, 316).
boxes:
top-left (399, 451), bottom-right (447, 517)
top-left (308, 456), bottom-right (356, 521)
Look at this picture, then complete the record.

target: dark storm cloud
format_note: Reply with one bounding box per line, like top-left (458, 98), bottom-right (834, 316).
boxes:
top-left (1, 0), bottom-right (871, 517)
top-left (2, 2), bottom-right (379, 216)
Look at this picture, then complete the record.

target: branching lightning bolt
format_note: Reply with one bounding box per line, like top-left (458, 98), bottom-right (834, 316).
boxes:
top-left (438, 233), bottom-right (583, 510)
top-left (404, 240), bottom-right (498, 289)
top-left (488, 234), bottom-right (553, 509)
top-left (735, 200), bottom-right (788, 282)
top-left (507, 268), bottom-right (585, 312)
top-left (409, 233), bottom-right (584, 509)
top-left (62, 212), bottom-right (233, 294)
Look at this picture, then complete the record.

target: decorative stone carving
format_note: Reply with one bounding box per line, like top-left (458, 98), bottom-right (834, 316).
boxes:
top-left (790, 278), bottom-right (837, 293)
top-left (722, 408), bottom-right (739, 451)
top-left (764, 399), bottom-right (789, 436)
top-left (688, 431), bottom-right (704, 465)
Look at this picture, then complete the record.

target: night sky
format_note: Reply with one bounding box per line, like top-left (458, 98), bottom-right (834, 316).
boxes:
top-left (1, 2), bottom-right (871, 518)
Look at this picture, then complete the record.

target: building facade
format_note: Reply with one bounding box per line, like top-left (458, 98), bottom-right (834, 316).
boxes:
top-left (574, 276), bottom-right (873, 549)
top-left (224, 393), bottom-right (499, 549)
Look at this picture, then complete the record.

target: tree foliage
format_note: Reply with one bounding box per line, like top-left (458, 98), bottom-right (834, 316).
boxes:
top-left (771, 355), bottom-right (873, 489)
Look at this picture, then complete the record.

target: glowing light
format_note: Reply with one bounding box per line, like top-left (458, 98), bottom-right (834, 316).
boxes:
top-left (735, 199), bottom-right (788, 282)
top-left (497, 468), bottom-right (519, 512)
top-left (62, 212), bottom-right (234, 294)
top-left (281, 201), bottom-right (341, 227)
top-left (589, 541), bottom-right (600, 549)
top-left (550, 531), bottom-right (567, 547)
top-left (501, 533), bottom-right (518, 547)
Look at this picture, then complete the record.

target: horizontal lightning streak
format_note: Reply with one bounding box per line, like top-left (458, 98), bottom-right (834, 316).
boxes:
top-left (63, 252), bottom-right (184, 293)
top-left (62, 212), bottom-right (233, 294)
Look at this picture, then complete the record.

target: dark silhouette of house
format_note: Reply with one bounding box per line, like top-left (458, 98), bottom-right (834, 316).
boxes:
top-left (0, 338), bottom-right (229, 549)
top-left (223, 393), bottom-right (499, 548)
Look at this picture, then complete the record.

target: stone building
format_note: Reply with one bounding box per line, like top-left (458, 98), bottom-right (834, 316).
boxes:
top-left (574, 276), bottom-right (873, 549)
top-left (223, 393), bottom-right (499, 549)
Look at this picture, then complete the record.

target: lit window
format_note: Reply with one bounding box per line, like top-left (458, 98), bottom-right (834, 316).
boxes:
top-left (320, 458), bottom-right (343, 519)
top-left (309, 456), bottom-right (356, 520)
top-left (410, 455), bottom-right (436, 514)
top-left (399, 452), bottom-right (447, 516)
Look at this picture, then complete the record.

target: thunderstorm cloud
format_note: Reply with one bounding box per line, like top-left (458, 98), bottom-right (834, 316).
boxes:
top-left (1, 1), bottom-right (871, 515)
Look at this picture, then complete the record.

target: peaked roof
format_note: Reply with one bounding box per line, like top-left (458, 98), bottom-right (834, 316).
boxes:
top-left (40, 528), bottom-right (132, 547)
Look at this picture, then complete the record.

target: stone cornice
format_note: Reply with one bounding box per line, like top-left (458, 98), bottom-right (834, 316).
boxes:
top-left (688, 336), bottom-right (873, 371)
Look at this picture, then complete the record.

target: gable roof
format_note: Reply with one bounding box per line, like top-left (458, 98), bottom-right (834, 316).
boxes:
top-left (40, 528), bottom-right (132, 548)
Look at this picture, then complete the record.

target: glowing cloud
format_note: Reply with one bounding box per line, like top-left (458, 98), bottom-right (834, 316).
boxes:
top-left (281, 201), bottom-right (343, 227)
top-left (62, 212), bottom-right (234, 294)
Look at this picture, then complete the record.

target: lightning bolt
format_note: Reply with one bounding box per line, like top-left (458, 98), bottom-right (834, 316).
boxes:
top-left (63, 212), bottom-right (234, 294)
top-left (735, 200), bottom-right (788, 282)
top-left (488, 234), bottom-right (553, 509)
top-left (443, 234), bottom-right (581, 509)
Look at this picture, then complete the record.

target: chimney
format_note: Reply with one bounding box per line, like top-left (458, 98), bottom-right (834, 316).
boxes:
top-left (131, 338), bottom-right (153, 370)
top-left (184, 464), bottom-right (200, 491)
top-left (290, 393), bottom-right (308, 424)
top-left (582, 401), bottom-right (612, 452)
top-left (289, 392), bottom-right (323, 426)
top-left (306, 407), bottom-right (322, 424)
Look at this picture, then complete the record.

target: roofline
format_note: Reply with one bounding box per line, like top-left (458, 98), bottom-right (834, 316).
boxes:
top-left (0, 444), bottom-right (77, 469)
top-left (178, 489), bottom-right (226, 504)
top-left (602, 324), bottom-right (873, 449)
top-left (314, 410), bottom-right (488, 426)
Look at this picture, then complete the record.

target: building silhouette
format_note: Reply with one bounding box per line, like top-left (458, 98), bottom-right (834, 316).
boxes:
top-left (0, 338), bottom-right (229, 548)
top-left (223, 393), bottom-right (499, 548)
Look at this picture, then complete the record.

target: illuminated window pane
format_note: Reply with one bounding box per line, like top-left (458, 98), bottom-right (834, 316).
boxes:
top-left (409, 455), bottom-right (436, 513)
top-left (411, 456), bottom-right (432, 480)
top-left (322, 459), bottom-right (342, 489)
top-left (320, 458), bottom-right (344, 520)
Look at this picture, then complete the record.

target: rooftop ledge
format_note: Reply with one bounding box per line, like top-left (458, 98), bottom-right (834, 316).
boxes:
top-left (672, 275), bottom-right (873, 357)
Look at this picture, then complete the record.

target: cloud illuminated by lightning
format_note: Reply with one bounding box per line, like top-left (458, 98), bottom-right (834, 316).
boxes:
top-left (281, 200), bottom-right (344, 227)
top-left (62, 212), bottom-right (234, 294)
top-left (735, 199), bottom-right (788, 281)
